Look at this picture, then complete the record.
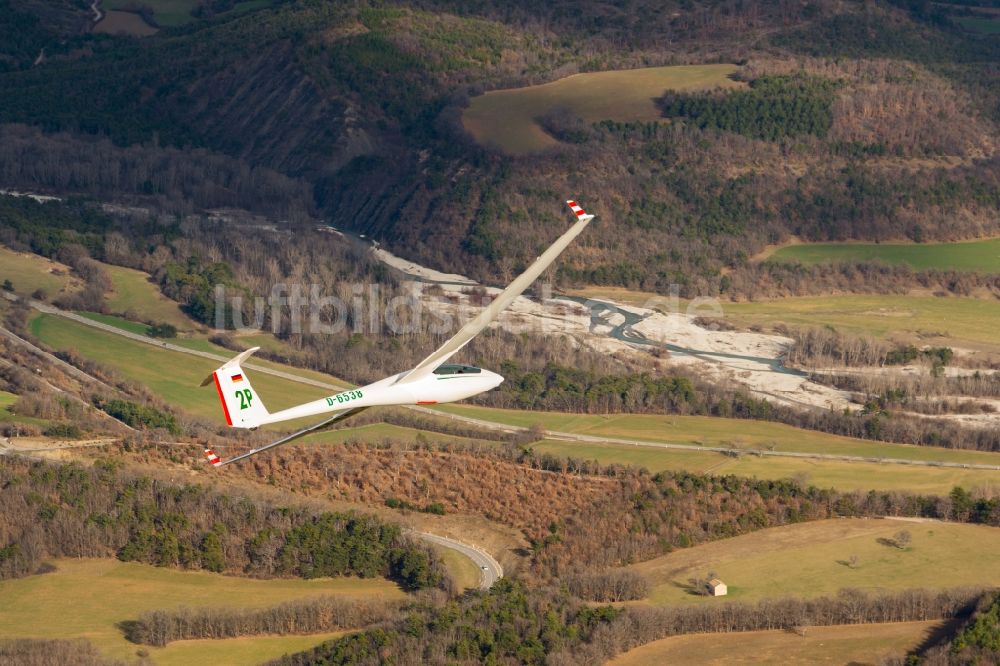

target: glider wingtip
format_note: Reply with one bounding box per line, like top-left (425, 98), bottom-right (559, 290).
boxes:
top-left (204, 448), bottom-right (223, 467)
top-left (565, 199), bottom-right (592, 221)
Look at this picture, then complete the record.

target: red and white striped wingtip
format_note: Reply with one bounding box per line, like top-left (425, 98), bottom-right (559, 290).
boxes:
top-left (566, 200), bottom-right (588, 218)
top-left (204, 449), bottom-right (222, 467)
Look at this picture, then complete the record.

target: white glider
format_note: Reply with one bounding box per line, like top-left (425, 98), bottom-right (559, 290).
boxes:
top-left (202, 200), bottom-right (594, 467)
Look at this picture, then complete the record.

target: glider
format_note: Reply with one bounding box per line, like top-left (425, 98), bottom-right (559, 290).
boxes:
top-left (202, 200), bottom-right (594, 466)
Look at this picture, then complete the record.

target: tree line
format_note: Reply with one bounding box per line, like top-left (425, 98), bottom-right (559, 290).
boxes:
top-left (0, 639), bottom-right (125, 666)
top-left (126, 596), bottom-right (401, 647)
top-left (888, 590), bottom-right (1000, 665)
top-left (268, 578), bottom-right (985, 666)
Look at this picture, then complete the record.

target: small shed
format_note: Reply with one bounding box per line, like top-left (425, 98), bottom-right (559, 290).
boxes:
top-left (708, 579), bottom-right (727, 596)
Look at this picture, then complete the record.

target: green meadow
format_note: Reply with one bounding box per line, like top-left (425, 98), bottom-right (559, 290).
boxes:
top-left (721, 295), bottom-right (1000, 347)
top-left (103, 264), bottom-right (194, 330)
top-left (29, 313), bottom-right (331, 426)
top-left (771, 238), bottom-right (1000, 273)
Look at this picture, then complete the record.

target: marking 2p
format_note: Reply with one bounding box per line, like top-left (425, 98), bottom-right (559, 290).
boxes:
top-left (236, 388), bottom-right (253, 410)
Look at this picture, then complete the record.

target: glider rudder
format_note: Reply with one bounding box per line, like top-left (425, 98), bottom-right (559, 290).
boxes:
top-left (200, 347), bottom-right (270, 429)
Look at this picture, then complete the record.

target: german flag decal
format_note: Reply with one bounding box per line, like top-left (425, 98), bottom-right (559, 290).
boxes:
top-left (231, 374), bottom-right (244, 382)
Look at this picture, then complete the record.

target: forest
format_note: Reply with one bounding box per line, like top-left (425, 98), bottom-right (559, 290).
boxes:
top-left (658, 74), bottom-right (838, 141)
top-left (888, 591), bottom-right (1000, 665)
top-left (0, 1), bottom-right (996, 296)
top-left (0, 456), bottom-right (445, 591)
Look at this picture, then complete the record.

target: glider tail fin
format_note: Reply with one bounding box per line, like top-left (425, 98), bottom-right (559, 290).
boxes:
top-left (200, 347), bottom-right (270, 429)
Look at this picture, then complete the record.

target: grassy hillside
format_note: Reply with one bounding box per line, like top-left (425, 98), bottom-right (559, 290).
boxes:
top-left (0, 558), bottom-right (398, 663)
top-left (463, 64), bottom-right (741, 154)
top-left (103, 264), bottom-right (193, 330)
top-left (771, 238), bottom-right (1000, 273)
top-left (0, 242), bottom-right (199, 331)
top-left (608, 621), bottom-right (940, 666)
top-left (102, 0), bottom-right (198, 27)
top-left (0, 389), bottom-right (54, 431)
top-left (29, 313), bottom-right (331, 425)
top-left (631, 518), bottom-right (1000, 605)
top-left (956, 16), bottom-right (1000, 35)
top-left (0, 245), bottom-right (79, 298)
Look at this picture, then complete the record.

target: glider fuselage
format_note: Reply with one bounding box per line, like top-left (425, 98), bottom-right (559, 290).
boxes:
top-left (250, 365), bottom-right (503, 427)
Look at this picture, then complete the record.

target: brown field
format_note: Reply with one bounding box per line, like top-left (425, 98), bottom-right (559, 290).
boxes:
top-left (463, 64), bottom-right (740, 154)
top-left (0, 558), bottom-right (399, 663)
top-left (608, 620), bottom-right (940, 665)
top-left (93, 10), bottom-right (159, 36)
top-left (0, 246), bottom-right (79, 298)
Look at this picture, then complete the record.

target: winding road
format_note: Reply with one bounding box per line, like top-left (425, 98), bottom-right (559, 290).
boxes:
top-left (408, 531), bottom-right (503, 589)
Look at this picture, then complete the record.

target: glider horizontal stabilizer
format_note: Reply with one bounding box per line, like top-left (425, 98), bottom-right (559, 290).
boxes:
top-left (203, 406), bottom-right (367, 467)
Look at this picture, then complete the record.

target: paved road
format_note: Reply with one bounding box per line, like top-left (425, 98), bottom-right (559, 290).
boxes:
top-left (412, 530), bottom-right (503, 590)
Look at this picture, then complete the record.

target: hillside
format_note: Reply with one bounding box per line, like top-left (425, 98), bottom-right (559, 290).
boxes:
top-left (0, 1), bottom-right (996, 297)
top-left (6, 2), bottom-right (1000, 664)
